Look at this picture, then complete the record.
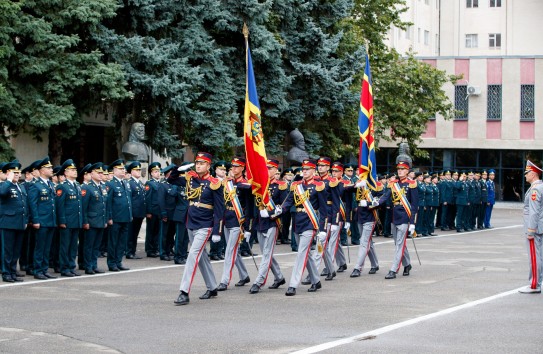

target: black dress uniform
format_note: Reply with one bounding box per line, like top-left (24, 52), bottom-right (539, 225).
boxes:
top-left (126, 162), bottom-right (146, 259)
top-left (172, 165), bottom-right (190, 264)
top-left (0, 161), bottom-right (28, 282)
top-left (144, 162), bottom-right (161, 257)
top-left (158, 164), bottom-right (178, 261)
top-left (106, 160), bottom-right (132, 271)
top-left (19, 160), bottom-right (40, 274)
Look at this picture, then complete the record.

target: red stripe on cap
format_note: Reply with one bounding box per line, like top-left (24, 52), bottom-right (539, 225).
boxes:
top-left (302, 161), bottom-right (316, 169)
top-left (397, 162), bottom-right (410, 169)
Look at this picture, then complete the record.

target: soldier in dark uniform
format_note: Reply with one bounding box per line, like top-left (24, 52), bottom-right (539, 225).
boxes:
top-left (99, 166), bottom-right (111, 257)
top-left (81, 162), bottom-right (107, 274)
top-left (55, 159), bottom-right (83, 277)
top-left (125, 162), bottom-right (146, 259)
top-left (428, 174), bottom-right (439, 235)
top-left (210, 160), bottom-right (228, 260)
top-left (448, 171), bottom-right (459, 231)
top-left (454, 172), bottom-right (469, 232)
top-left (471, 171), bottom-right (482, 230)
top-left (170, 152), bottom-right (225, 305)
top-left (27, 157), bottom-right (58, 280)
top-left (279, 168), bottom-right (294, 245)
top-left (77, 163), bottom-right (92, 270)
top-left (144, 162), bottom-right (161, 258)
top-left (383, 173), bottom-right (395, 238)
top-left (464, 171), bottom-right (475, 231)
top-left (158, 164), bottom-right (178, 261)
top-left (440, 170), bottom-right (453, 231)
top-left (415, 172), bottom-right (427, 236)
top-left (19, 161), bottom-right (39, 274)
top-left (484, 169), bottom-right (496, 228)
top-left (172, 162), bottom-right (191, 265)
top-left (478, 171), bottom-right (488, 230)
top-left (1, 161), bottom-right (28, 282)
top-left (343, 164), bottom-right (360, 245)
top-left (106, 159), bottom-right (132, 272)
top-left (49, 166), bottom-right (62, 273)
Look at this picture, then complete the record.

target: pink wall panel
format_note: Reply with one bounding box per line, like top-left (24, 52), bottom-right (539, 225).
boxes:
top-left (455, 59), bottom-right (470, 82)
top-left (486, 120), bottom-right (501, 139)
top-left (520, 59), bottom-right (535, 84)
top-left (422, 120), bottom-right (436, 138)
top-left (520, 121), bottom-right (535, 140)
top-left (453, 120), bottom-right (468, 139)
top-left (487, 59), bottom-right (502, 85)
top-left (422, 59), bottom-right (437, 68)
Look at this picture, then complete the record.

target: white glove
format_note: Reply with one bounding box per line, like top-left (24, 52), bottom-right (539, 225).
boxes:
top-left (260, 209), bottom-right (270, 218)
top-left (371, 197), bottom-right (380, 207)
top-left (177, 163), bottom-right (194, 172)
top-left (331, 224), bottom-right (340, 232)
top-left (273, 205), bottom-right (282, 217)
top-left (318, 231), bottom-right (327, 243)
top-left (359, 200), bottom-right (368, 207)
top-left (211, 235), bottom-right (221, 243)
top-left (344, 222), bottom-right (351, 230)
top-left (355, 179), bottom-right (367, 188)
top-left (244, 231), bottom-right (251, 242)
top-left (408, 225), bottom-right (415, 234)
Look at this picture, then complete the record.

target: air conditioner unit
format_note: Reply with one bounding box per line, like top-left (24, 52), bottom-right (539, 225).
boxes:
top-left (467, 85), bottom-right (481, 96)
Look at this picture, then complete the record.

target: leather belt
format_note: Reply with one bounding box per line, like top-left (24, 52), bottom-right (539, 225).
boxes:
top-left (326, 201), bottom-right (332, 205)
top-left (393, 202), bottom-right (402, 206)
top-left (189, 201), bottom-right (214, 210)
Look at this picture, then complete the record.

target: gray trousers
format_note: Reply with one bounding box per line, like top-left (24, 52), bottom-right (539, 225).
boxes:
top-left (179, 228), bottom-right (217, 294)
top-left (314, 224), bottom-right (334, 274)
top-left (220, 227), bottom-right (249, 285)
top-left (390, 223), bottom-right (411, 272)
top-left (254, 227), bottom-right (284, 286)
top-left (526, 235), bottom-right (543, 289)
top-left (290, 230), bottom-right (319, 288)
top-left (328, 223), bottom-right (346, 266)
top-left (355, 222), bottom-right (379, 271)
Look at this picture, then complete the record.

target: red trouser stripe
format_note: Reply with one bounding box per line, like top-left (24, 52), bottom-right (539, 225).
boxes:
top-left (226, 230), bottom-right (242, 286)
top-left (396, 227), bottom-right (409, 273)
top-left (364, 222), bottom-right (376, 263)
top-left (332, 222), bottom-right (342, 262)
top-left (187, 228), bottom-right (212, 294)
top-left (529, 238), bottom-right (537, 289)
top-left (261, 228), bottom-right (279, 286)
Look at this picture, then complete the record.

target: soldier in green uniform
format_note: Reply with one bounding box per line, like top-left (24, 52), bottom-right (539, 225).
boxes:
top-left (454, 172), bottom-right (469, 232)
top-left (415, 172), bottom-right (427, 236)
top-left (478, 171), bottom-right (488, 230)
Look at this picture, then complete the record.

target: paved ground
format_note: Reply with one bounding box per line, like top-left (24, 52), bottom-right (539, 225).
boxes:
top-left (0, 208), bottom-right (540, 353)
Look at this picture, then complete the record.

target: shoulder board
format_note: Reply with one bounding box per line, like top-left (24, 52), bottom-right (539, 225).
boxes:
top-left (208, 177), bottom-right (221, 190)
top-left (372, 181), bottom-right (384, 192)
top-left (388, 182), bottom-right (395, 188)
top-left (275, 180), bottom-right (288, 190)
top-left (186, 170), bottom-right (198, 179)
top-left (290, 181), bottom-right (302, 191)
top-left (328, 178), bottom-right (339, 188)
top-left (408, 179), bottom-right (417, 188)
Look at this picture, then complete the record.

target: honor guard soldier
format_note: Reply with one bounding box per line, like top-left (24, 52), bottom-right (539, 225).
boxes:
top-left (343, 164), bottom-right (361, 245)
top-left (106, 159), bottom-right (132, 272)
top-left (144, 162), bottom-right (162, 258)
top-left (350, 175), bottom-right (389, 277)
top-left (484, 169), bottom-right (496, 228)
top-left (216, 157), bottom-right (252, 292)
top-left (28, 157), bottom-right (58, 280)
top-left (279, 168), bottom-right (295, 245)
top-left (210, 160), bottom-right (229, 260)
top-left (519, 160), bottom-right (543, 293)
top-left (158, 164), bottom-right (179, 261)
top-left (125, 162), bottom-right (146, 259)
top-left (81, 163), bottom-right (107, 274)
top-left (1, 161), bottom-right (28, 282)
top-left (172, 162), bottom-right (191, 265)
top-left (248, 158), bottom-right (287, 294)
top-left (385, 150), bottom-right (418, 280)
top-left (55, 159), bottom-right (83, 277)
top-left (281, 159), bottom-right (328, 296)
top-left (170, 152), bottom-right (225, 305)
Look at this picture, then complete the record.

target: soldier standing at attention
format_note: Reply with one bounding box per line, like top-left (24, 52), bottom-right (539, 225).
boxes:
top-left (106, 159), bottom-right (132, 272)
top-left (77, 163), bottom-right (92, 271)
top-left (478, 171), bottom-right (488, 230)
top-left (484, 169), bottom-right (496, 228)
top-left (158, 164), bottom-right (179, 261)
top-left (170, 152), bottom-right (225, 305)
top-left (81, 163), bottom-right (107, 274)
top-left (519, 160), bottom-right (543, 294)
top-left (0, 161), bottom-right (28, 282)
top-left (125, 162), bottom-right (146, 259)
top-left (55, 159), bottom-right (83, 277)
top-left (454, 172), bottom-right (469, 232)
top-left (19, 162), bottom-right (37, 274)
top-left (28, 157), bottom-right (58, 280)
top-left (144, 162), bottom-right (161, 258)
top-left (415, 172), bottom-right (427, 236)
top-left (172, 162), bottom-right (191, 265)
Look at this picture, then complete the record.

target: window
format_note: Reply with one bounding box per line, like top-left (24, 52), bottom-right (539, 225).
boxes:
top-left (487, 85), bottom-right (502, 120)
top-left (465, 34), bottom-right (478, 48)
top-left (489, 33), bottom-right (501, 48)
top-left (424, 31), bottom-right (430, 45)
top-left (489, 0), bottom-right (501, 7)
top-left (418, 28), bottom-right (421, 43)
top-left (521, 85), bottom-right (535, 120)
top-left (455, 85), bottom-right (469, 120)
top-left (467, 0), bottom-right (479, 7)
top-left (406, 26), bottom-right (411, 40)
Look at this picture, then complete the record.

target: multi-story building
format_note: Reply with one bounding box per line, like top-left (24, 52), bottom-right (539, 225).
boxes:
top-left (380, 0), bottom-right (543, 201)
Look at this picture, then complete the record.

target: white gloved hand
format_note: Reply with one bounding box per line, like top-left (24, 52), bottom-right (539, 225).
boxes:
top-left (344, 222), bottom-right (351, 230)
top-left (211, 235), bottom-right (221, 243)
top-left (318, 231), bottom-right (327, 243)
top-left (355, 179), bottom-right (367, 188)
top-left (273, 205), bottom-right (282, 217)
top-left (408, 225), bottom-right (415, 234)
top-left (244, 231), bottom-right (251, 242)
top-left (359, 200), bottom-right (368, 207)
top-left (371, 197), bottom-right (380, 207)
top-left (260, 209), bottom-right (270, 218)
top-left (177, 163), bottom-right (195, 172)
top-left (331, 224), bottom-right (340, 232)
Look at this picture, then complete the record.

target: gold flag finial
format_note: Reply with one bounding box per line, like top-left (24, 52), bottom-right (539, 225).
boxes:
top-left (365, 39), bottom-right (370, 55)
top-left (243, 23), bottom-right (249, 39)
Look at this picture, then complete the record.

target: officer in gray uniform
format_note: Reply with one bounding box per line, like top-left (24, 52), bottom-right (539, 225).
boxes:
top-left (519, 160), bottom-right (543, 294)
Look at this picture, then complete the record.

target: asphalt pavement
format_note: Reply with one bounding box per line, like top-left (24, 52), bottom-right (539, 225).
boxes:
top-left (0, 208), bottom-right (540, 353)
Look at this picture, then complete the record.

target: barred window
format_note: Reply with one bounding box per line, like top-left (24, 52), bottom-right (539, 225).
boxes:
top-left (489, 0), bottom-right (501, 7)
top-left (521, 85), bottom-right (535, 121)
top-left (467, 0), bottom-right (478, 8)
top-left (455, 85), bottom-right (469, 120)
top-left (487, 85), bottom-right (502, 120)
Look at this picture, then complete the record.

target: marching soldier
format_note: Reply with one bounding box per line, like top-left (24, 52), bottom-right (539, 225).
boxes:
top-left (281, 159), bottom-right (327, 296)
top-left (126, 162), bottom-right (146, 259)
top-left (484, 169), bottom-right (496, 228)
top-left (144, 162), bottom-right (161, 258)
top-left (210, 160), bottom-right (229, 260)
top-left (0, 161), bottom-right (28, 282)
top-left (248, 158), bottom-right (287, 294)
top-left (27, 157), bottom-right (58, 280)
top-left (343, 164), bottom-right (360, 245)
top-left (81, 163), bottom-right (107, 274)
top-left (384, 147), bottom-right (418, 280)
top-left (158, 164), bottom-right (178, 261)
top-left (55, 159), bottom-right (83, 277)
top-left (170, 152), bottom-right (225, 305)
top-left (519, 160), bottom-right (543, 294)
top-left (106, 159), bottom-right (132, 272)
top-left (280, 168), bottom-right (294, 246)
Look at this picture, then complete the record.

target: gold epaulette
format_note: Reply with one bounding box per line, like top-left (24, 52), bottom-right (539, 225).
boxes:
top-left (388, 181), bottom-right (395, 188)
top-left (314, 180), bottom-right (325, 192)
top-left (408, 179), bottom-right (417, 188)
top-left (328, 178), bottom-right (339, 188)
top-left (373, 181), bottom-right (384, 192)
top-left (209, 177), bottom-right (222, 190)
top-left (277, 181), bottom-right (288, 190)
